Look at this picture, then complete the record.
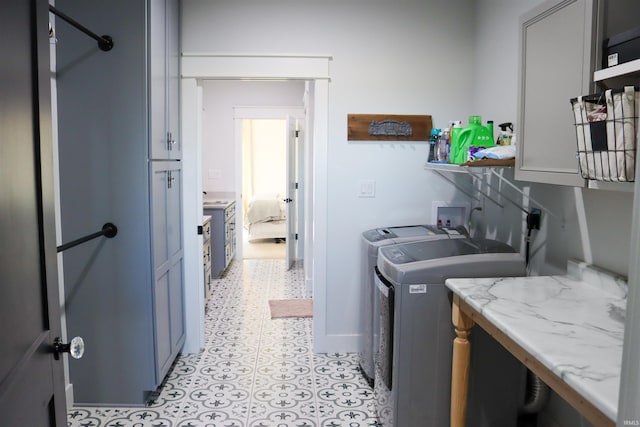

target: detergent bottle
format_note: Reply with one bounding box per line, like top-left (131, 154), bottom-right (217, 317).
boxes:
top-left (450, 116), bottom-right (496, 164)
top-left (448, 120), bottom-right (463, 165)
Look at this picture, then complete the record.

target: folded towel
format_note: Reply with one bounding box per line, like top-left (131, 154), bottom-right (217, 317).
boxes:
top-left (473, 145), bottom-right (516, 160)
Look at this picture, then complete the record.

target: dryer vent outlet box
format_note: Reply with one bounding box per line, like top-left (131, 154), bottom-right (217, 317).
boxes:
top-left (431, 202), bottom-right (468, 228)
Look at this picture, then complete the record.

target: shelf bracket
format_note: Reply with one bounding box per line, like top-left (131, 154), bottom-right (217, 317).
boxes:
top-left (433, 169), bottom-right (505, 210)
top-left (427, 163), bottom-right (562, 220)
top-left (433, 170), bottom-right (482, 203)
top-left (466, 169), bottom-right (529, 214)
top-left (487, 169), bottom-right (561, 220)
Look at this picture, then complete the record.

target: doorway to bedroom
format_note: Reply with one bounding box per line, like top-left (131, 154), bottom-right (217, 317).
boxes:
top-left (232, 105), bottom-right (306, 267)
top-left (241, 118), bottom-right (287, 260)
top-left (199, 80), bottom-right (306, 267)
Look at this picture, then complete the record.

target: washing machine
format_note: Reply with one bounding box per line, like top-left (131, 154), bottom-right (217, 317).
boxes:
top-left (374, 238), bottom-right (526, 427)
top-left (358, 225), bottom-right (467, 387)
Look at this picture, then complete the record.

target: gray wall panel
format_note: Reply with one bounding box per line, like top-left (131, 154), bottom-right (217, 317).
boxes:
top-left (56, 0), bottom-right (155, 404)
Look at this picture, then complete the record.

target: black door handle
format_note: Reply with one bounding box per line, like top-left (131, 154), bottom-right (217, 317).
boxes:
top-left (283, 198), bottom-right (293, 203)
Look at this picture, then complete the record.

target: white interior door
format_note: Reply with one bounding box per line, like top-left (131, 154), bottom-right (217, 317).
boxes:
top-left (285, 116), bottom-right (298, 269)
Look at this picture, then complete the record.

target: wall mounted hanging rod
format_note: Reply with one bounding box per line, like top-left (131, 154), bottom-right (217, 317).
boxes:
top-left (49, 5), bottom-right (114, 52)
top-left (57, 223), bottom-right (118, 253)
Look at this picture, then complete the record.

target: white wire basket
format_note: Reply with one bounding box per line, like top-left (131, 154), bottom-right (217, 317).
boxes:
top-left (570, 86), bottom-right (639, 182)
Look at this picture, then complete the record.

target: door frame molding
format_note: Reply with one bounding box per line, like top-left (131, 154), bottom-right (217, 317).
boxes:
top-left (181, 54), bottom-right (331, 353)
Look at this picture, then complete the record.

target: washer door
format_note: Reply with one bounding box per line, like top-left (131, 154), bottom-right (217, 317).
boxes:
top-left (375, 267), bottom-right (394, 391)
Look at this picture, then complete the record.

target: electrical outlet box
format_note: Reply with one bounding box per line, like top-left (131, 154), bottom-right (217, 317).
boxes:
top-left (527, 208), bottom-right (542, 230)
top-left (208, 169), bottom-right (222, 180)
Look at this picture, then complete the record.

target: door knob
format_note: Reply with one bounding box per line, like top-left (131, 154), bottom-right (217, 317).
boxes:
top-left (53, 336), bottom-right (85, 360)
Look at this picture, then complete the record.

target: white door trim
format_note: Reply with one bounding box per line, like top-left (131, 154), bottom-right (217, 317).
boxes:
top-left (180, 79), bottom-right (205, 353)
top-left (181, 54), bottom-right (330, 352)
top-left (182, 53), bottom-right (331, 80)
top-left (233, 106), bottom-right (305, 120)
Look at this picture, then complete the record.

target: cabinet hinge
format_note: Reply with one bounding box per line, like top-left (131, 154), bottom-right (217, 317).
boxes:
top-left (295, 233), bottom-right (299, 240)
top-left (295, 130), bottom-right (300, 138)
top-left (295, 182), bottom-right (299, 189)
top-left (197, 225), bottom-right (203, 235)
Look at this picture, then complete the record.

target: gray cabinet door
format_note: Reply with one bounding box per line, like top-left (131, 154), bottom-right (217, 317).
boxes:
top-left (149, 0), bottom-right (169, 160)
top-left (0, 0), bottom-right (67, 424)
top-left (516, 0), bottom-right (600, 186)
top-left (154, 271), bottom-right (172, 376)
top-left (167, 0), bottom-right (181, 159)
top-left (151, 162), bottom-right (185, 382)
top-left (149, 0), bottom-right (181, 160)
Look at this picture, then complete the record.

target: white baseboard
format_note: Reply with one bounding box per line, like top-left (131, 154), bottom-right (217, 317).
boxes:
top-left (65, 383), bottom-right (74, 409)
top-left (312, 333), bottom-right (359, 354)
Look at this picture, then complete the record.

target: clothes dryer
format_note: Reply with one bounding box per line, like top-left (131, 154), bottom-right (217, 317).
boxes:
top-left (374, 238), bottom-right (526, 427)
top-left (358, 225), bottom-right (467, 386)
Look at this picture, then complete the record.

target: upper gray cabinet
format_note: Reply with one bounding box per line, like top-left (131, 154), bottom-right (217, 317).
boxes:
top-left (516, 0), bottom-right (602, 186)
top-left (167, 0), bottom-right (180, 158)
top-left (150, 0), bottom-right (181, 160)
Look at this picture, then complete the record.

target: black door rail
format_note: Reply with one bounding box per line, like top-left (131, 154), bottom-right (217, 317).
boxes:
top-left (57, 223), bottom-right (118, 253)
top-left (49, 5), bottom-right (114, 51)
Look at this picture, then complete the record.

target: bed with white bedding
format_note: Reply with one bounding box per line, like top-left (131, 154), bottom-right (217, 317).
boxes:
top-left (245, 194), bottom-right (286, 242)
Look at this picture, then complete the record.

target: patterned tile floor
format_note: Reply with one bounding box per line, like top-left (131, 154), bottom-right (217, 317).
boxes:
top-left (67, 259), bottom-right (380, 426)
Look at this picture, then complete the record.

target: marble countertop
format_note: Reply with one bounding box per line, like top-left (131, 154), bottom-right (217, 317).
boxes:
top-left (203, 191), bottom-right (235, 209)
top-left (445, 261), bottom-right (627, 422)
top-left (203, 200), bottom-right (233, 209)
top-left (203, 198), bottom-right (234, 210)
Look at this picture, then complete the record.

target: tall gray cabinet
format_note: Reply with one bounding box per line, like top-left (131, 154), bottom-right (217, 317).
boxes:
top-left (151, 162), bottom-right (184, 382)
top-left (56, 0), bottom-right (184, 405)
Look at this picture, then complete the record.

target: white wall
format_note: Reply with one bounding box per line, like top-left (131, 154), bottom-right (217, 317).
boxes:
top-left (201, 80), bottom-right (305, 192)
top-left (183, 0), bottom-right (476, 348)
top-left (245, 119), bottom-right (287, 197)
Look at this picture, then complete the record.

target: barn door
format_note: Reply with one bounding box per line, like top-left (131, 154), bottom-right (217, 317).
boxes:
top-left (0, 0), bottom-right (67, 425)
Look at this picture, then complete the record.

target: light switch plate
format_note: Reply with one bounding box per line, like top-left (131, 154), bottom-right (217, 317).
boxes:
top-left (358, 179), bottom-right (376, 198)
